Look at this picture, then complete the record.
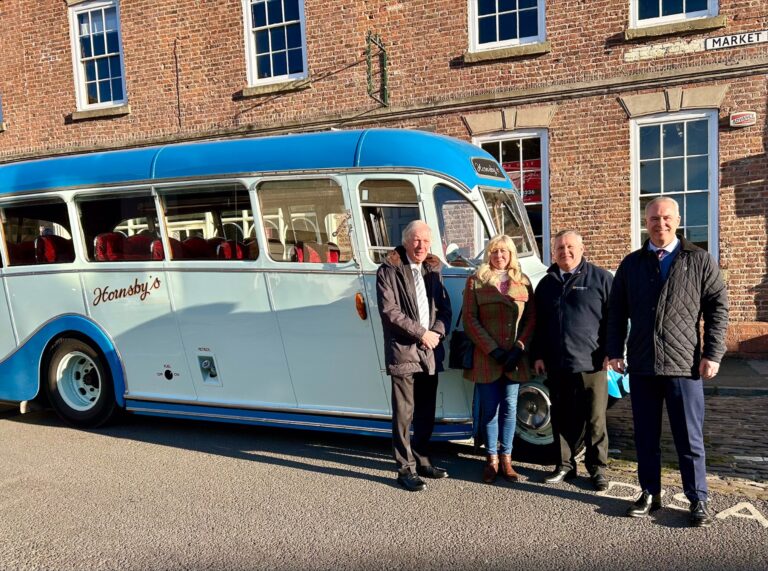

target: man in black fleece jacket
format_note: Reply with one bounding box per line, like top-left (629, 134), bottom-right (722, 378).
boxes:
top-left (608, 197), bottom-right (728, 528)
top-left (533, 230), bottom-right (613, 491)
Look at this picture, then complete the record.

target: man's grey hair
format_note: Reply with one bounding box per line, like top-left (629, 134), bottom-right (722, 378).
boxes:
top-left (553, 229), bottom-right (583, 243)
top-left (402, 220), bottom-right (431, 243)
top-left (644, 196), bottom-right (680, 217)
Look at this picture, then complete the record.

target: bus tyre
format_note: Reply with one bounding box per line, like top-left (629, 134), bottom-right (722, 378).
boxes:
top-left (44, 338), bottom-right (116, 428)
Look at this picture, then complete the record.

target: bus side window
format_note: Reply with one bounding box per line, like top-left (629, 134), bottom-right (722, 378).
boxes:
top-left (358, 179), bottom-right (420, 264)
top-left (160, 184), bottom-right (256, 261)
top-left (433, 184), bottom-right (490, 267)
top-left (258, 179), bottom-right (351, 264)
top-left (77, 193), bottom-right (159, 262)
top-left (2, 199), bottom-right (74, 266)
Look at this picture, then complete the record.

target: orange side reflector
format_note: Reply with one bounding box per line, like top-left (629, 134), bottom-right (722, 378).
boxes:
top-left (355, 292), bottom-right (368, 320)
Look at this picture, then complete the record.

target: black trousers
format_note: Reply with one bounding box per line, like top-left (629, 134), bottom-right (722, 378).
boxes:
top-left (391, 372), bottom-right (438, 475)
top-left (629, 374), bottom-right (707, 502)
top-left (548, 370), bottom-right (609, 474)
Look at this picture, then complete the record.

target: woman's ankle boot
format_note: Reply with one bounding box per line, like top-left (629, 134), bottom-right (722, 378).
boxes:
top-left (499, 454), bottom-right (519, 482)
top-left (483, 454), bottom-right (499, 483)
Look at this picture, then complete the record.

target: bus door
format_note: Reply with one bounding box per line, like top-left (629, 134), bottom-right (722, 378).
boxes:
top-left (76, 190), bottom-right (198, 402)
top-left (346, 175), bottom-right (429, 412)
top-left (155, 182), bottom-right (295, 408)
top-left (257, 177), bottom-right (389, 416)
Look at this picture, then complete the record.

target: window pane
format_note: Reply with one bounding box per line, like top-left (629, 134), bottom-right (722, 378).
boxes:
top-left (663, 157), bottom-right (684, 192)
top-left (662, 123), bottom-right (684, 157)
top-left (78, 194), bottom-right (159, 262)
top-left (686, 226), bottom-right (708, 250)
top-left (638, 0), bottom-right (659, 20)
top-left (519, 8), bottom-right (538, 38)
top-left (525, 203), bottom-right (542, 241)
top-left (109, 55), bottom-right (121, 77)
top-left (686, 120), bottom-right (708, 155)
top-left (288, 48), bottom-right (303, 74)
top-left (687, 156), bottom-right (708, 191)
top-left (478, 0), bottom-right (496, 17)
top-left (640, 125), bottom-right (660, 159)
top-left (478, 15), bottom-right (497, 44)
top-left (499, 0), bottom-right (518, 11)
top-left (98, 80), bottom-right (112, 102)
top-left (2, 201), bottom-right (74, 266)
top-left (481, 142), bottom-right (501, 161)
top-left (257, 54), bottom-right (272, 78)
top-left (519, 0), bottom-right (537, 7)
top-left (78, 13), bottom-right (90, 36)
top-left (261, 179), bottom-right (352, 263)
top-left (270, 27), bottom-right (286, 51)
top-left (500, 138), bottom-right (521, 163)
top-left (162, 185), bottom-right (256, 261)
top-left (252, 1), bottom-right (267, 27)
top-left (498, 12), bottom-right (518, 41)
top-left (688, 0), bottom-right (707, 12)
top-left (267, 0), bottom-right (284, 24)
top-left (686, 192), bottom-right (708, 227)
top-left (80, 37), bottom-right (93, 58)
top-left (87, 82), bottom-right (98, 104)
top-left (640, 160), bottom-right (660, 194)
top-left (93, 33), bottom-right (106, 56)
top-left (521, 137), bottom-right (541, 160)
top-left (669, 195), bottom-right (684, 225)
top-left (284, 0), bottom-right (300, 21)
top-left (111, 78), bottom-right (123, 100)
top-left (97, 58), bottom-right (109, 80)
top-left (272, 51), bottom-right (288, 77)
top-left (255, 30), bottom-right (269, 54)
top-left (662, 0), bottom-right (684, 16)
top-left (105, 7), bottom-right (118, 30)
top-left (286, 23), bottom-right (302, 48)
top-left (435, 185), bottom-right (490, 264)
top-left (92, 10), bottom-right (104, 33)
top-left (106, 31), bottom-right (119, 53)
top-left (85, 60), bottom-right (97, 82)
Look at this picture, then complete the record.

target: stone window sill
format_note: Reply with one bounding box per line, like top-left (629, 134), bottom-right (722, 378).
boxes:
top-left (240, 79), bottom-right (311, 98)
top-left (463, 41), bottom-right (551, 63)
top-left (0, 122), bottom-right (6, 132)
top-left (70, 104), bottom-right (131, 122)
top-left (624, 15), bottom-right (727, 40)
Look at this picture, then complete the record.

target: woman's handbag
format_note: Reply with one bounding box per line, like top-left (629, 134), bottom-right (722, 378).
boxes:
top-left (448, 310), bottom-right (474, 370)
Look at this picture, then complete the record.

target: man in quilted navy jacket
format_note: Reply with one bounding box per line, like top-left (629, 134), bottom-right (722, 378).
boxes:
top-left (607, 197), bottom-right (728, 528)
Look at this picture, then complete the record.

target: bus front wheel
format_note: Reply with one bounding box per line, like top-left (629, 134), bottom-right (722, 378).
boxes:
top-left (44, 338), bottom-right (116, 428)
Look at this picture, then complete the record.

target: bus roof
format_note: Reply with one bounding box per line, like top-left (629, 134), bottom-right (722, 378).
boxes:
top-left (0, 129), bottom-right (512, 195)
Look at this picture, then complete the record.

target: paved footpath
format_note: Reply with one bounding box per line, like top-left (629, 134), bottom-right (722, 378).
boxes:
top-left (603, 358), bottom-right (768, 499)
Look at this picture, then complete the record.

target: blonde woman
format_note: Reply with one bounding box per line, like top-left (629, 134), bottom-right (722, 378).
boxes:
top-left (463, 234), bottom-right (535, 483)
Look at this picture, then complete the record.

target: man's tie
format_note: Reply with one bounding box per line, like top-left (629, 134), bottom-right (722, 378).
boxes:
top-left (412, 267), bottom-right (430, 330)
top-left (563, 272), bottom-right (572, 282)
top-left (657, 249), bottom-right (667, 261)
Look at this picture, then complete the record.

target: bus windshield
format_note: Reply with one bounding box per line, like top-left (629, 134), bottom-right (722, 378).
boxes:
top-left (481, 187), bottom-right (536, 258)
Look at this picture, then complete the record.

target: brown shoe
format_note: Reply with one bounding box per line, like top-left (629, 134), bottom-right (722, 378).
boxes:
top-left (483, 454), bottom-right (499, 483)
top-left (499, 454), bottom-right (519, 482)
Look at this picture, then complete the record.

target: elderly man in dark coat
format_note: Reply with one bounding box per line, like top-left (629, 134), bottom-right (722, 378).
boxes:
top-left (376, 220), bottom-right (452, 492)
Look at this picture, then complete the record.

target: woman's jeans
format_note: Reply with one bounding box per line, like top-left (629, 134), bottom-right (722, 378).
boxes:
top-left (475, 378), bottom-right (520, 455)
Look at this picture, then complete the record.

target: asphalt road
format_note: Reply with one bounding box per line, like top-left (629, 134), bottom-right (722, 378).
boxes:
top-left (1, 408), bottom-right (767, 571)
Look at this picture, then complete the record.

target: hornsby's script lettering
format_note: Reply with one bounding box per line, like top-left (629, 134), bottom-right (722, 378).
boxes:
top-left (93, 276), bottom-right (162, 306)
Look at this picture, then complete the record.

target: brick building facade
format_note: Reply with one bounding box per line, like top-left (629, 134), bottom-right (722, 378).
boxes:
top-left (0, 0), bottom-right (766, 354)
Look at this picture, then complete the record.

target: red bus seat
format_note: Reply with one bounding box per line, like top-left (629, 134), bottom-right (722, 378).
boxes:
top-left (35, 235), bottom-right (75, 264)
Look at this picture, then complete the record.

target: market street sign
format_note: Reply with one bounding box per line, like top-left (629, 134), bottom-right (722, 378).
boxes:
top-left (705, 30), bottom-right (768, 50)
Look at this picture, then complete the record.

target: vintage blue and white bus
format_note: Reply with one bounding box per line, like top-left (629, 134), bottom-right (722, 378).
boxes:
top-left (0, 128), bottom-right (618, 458)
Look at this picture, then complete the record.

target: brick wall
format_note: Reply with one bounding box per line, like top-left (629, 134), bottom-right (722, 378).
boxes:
top-left (0, 0), bottom-right (766, 352)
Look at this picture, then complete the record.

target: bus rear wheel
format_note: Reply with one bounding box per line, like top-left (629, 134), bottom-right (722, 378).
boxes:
top-left (44, 338), bottom-right (116, 428)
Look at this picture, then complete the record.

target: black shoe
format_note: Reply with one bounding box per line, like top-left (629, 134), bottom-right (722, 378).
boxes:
top-left (544, 467), bottom-right (577, 484)
top-left (397, 472), bottom-right (426, 492)
top-left (689, 500), bottom-right (714, 528)
top-left (626, 491), bottom-right (662, 517)
top-left (591, 473), bottom-right (609, 492)
top-left (417, 465), bottom-right (449, 479)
